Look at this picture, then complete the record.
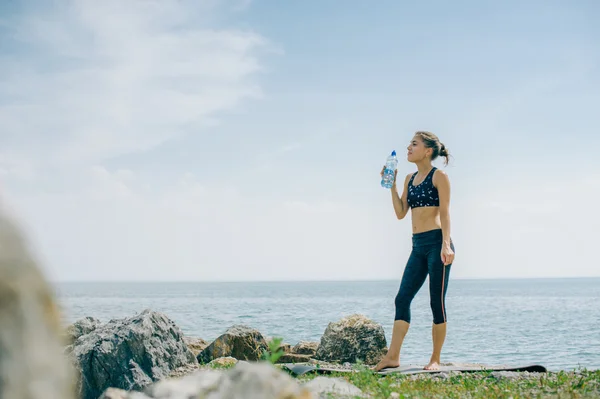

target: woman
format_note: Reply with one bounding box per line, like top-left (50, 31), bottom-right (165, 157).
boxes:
top-left (375, 131), bottom-right (455, 372)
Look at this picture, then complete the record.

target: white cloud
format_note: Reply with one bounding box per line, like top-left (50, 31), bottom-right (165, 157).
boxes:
top-left (0, 0), bottom-right (269, 167)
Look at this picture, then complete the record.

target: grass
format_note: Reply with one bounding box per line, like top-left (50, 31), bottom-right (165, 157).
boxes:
top-left (293, 365), bottom-right (600, 399)
top-left (203, 338), bottom-right (600, 398)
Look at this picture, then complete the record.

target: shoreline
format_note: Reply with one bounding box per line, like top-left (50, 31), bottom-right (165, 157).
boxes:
top-left (63, 309), bottom-right (599, 399)
top-left (53, 276), bottom-right (600, 284)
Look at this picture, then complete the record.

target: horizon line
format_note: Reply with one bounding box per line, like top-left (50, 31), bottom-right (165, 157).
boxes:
top-left (50, 276), bottom-right (600, 284)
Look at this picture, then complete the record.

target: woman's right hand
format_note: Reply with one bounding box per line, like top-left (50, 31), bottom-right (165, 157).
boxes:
top-left (380, 166), bottom-right (398, 187)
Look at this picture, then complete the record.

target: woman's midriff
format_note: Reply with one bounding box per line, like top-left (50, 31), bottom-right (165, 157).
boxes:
top-left (411, 207), bottom-right (442, 234)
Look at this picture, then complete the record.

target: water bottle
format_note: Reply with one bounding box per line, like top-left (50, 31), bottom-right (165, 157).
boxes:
top-left (381, 150), bottom-right (398, 189)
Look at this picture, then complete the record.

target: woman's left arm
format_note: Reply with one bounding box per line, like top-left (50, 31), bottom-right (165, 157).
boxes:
top-left (434, 170), bottom-right (454, 265)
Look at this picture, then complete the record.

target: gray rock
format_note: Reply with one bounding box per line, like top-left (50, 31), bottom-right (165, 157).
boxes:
top-left (99, 388), bottom-right (152, 399)
top-left (315, 314), bottom-right (387, 365)
top-left (67, 309), bottom-right (197, 399)
top-left (144, 369), bottom-right (224, 399)
top-left (197, 325), bottom-right (269, 364)
top-left (277, 353), bottom-right (312, 364)
top-left (64, 316), bottom-right (102, 344)
top-left (292, 341), bottom-right (319, 356)
top-left (303, 377), bottom-right (364, 398)
top-left (0, 206), bottom-right (76, 399)
top-left (141, 361), bottom-right (313, 399)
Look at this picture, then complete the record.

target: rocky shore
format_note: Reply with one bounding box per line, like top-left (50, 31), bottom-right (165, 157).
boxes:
top-left (63, 309), bottom-right (595, 399)
top-left (64, 309), bottom-right (388, 399)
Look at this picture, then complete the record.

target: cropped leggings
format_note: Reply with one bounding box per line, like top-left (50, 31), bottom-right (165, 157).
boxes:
top-left (394, 229), bottom-right (454, 325)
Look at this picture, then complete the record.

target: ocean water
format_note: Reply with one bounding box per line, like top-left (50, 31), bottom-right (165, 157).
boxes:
top-left (55, 278), bottom-right (600, 372)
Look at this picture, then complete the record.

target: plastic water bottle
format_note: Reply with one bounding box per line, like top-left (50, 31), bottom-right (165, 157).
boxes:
top-left (381, 150), bottom-right (398, 189)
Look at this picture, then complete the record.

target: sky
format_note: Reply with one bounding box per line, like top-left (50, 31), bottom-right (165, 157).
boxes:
top-left (0, 0), bottom-right (599, 282)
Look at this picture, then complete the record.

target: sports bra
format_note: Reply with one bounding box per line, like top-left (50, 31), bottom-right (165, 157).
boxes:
top-left (407, 167), bottom-right (439, 208)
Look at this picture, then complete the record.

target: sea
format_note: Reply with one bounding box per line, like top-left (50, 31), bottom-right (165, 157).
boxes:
top-left (55, 278), bottom-right (600, 372)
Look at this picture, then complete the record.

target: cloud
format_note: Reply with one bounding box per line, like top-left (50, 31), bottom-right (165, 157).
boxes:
top-left (0, 0), bottom-right (269, 168)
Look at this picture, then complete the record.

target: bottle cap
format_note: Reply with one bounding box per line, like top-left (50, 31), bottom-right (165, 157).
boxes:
top-left (391, 150), bottom-right (396, 156)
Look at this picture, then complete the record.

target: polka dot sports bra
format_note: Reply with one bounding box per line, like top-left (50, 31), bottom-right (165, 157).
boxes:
top-left (407, 167), bottom-right (439, 208)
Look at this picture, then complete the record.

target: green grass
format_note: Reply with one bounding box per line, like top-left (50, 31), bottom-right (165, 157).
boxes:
top-left (294, 366), bottom-right (600, 399)
top-left (199, 338), bottom-right (599, 398)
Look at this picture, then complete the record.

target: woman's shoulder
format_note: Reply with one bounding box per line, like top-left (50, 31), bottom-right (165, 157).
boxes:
top-left (432, 168), bottom-right (450, 185)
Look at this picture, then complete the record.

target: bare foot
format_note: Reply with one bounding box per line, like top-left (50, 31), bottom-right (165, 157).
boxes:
top-left (424, 360), bottom-right (440, 370)
top-left (373, 356), bottom-right (400, 372)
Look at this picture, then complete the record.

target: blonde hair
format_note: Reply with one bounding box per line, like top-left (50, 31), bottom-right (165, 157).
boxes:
top-left (415, 131), bottom-right (450, 166)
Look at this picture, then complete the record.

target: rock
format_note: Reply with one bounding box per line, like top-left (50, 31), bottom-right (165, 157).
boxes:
top-left (490, 371), bottom-right (522, 380)
top-left (143, 361), bottom-right (314, 399)
top-left (99, 388), bottom-right (152, 399)
top-left (266, 337), bottom-right (292, 353)
top-left (64, 316), bottom-right (102, 344)
top-left (0, 208), bottom-right (77, 399)
top-left (143, 369), bottom-right (224, 399)
top-left (432, 372), bottom-right (451, 380)
top-left (314, 314), bottom-right (387, 365)
top-left (167, 363), bottom-right (200, 379)
top-left (183, 336), bottom-right (208, 356)
top-left (292, 341), bottom-right (319, 356)
top-left (276, 353), bottom-right (313, 364)
top-left (197, 325), bottom-right (269, 364)
top-left (303, 377), bottom-right (364, 398)
top-left (67, 309), bottom-right (197, 399)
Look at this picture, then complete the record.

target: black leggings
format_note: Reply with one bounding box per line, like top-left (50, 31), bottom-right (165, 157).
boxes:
top-left (394, 229), bottom-right (454, 325)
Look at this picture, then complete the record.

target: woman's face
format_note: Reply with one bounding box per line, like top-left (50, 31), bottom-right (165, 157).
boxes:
top-left (406, 135), bottom-right (430, 163)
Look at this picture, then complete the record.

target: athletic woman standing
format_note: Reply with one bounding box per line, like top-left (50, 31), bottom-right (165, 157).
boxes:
top-left (375, 131), bottom-right (455, 372)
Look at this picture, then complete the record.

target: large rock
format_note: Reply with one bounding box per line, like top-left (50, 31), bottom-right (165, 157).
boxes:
top-left (64, 316), bottom-right (102, 344)
top-left (0, 205), bottom-right (76, 399)
top-left (100, 361), bottom-right (358, 399)
top-left (148, 361), bottom-right (314, 399)
top-left (291, 341), bottom-right (319, 356)
top-left (315, 314), bottom-right (387, 365)
top-left (67, 309), bottom-right (197, 399)
top-left (304, 377), bottom-right (365, 398)
top-left (197, 325), bottom-right (269, 364)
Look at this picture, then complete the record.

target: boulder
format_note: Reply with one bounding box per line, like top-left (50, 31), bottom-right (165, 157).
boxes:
top-left (197, 325), bottom-right (269, 364)
top-left (64, 316), bottom-right (102, 344)
top-left (291, 341), bottom-right (319, 356)
top-left (183, 336), bottom-right (208, 356)
top-left (67, 309), bottom-right (197, 399)
top-left (101, 361), bottom-right (320, 399)
top-left (276, 353), bottom-right (312, 364)
top-left (314, 314), bottom-right (387, 365)
top-left (303, 377), bottom-right (364, 398)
